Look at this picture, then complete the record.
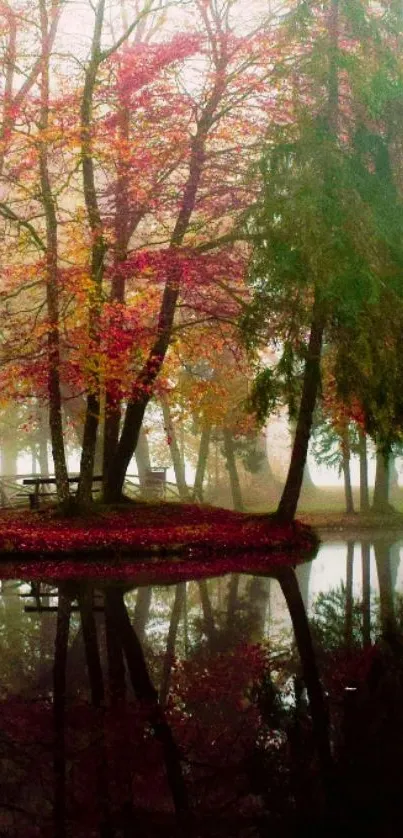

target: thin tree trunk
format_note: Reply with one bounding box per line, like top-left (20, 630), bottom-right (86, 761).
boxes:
top-left (135, 426), bottom-right (152, 489)
top-left (104, 588), bottom-right (188, 813)
top-left (372, 448), bottom-right (392, 513)
top-left (277, 0), bottom-right (338, 523)
top-left (289, 419), bottom-right (316, 492)
top-left (133, 586), bottom-right (152, 644)
top-left (102, 98), bottom-right (129, 491)
top-left (277, 298), bottom-right (325, 522)
top-left (247, 576), bottom-right (271, 642)
top-left (160, 584), bottom-right (185, 705)
top-left (295, 561), bottom-right (313, 611)
top-left (161, 397), bottom-right (189, 500)
top-left (361, 541), bottom-right (371, 645)
top-left (1, 435), bottom-right (17, 477)
top-left (104, 59), bottom-right (229, 502)
top-left (77, 1), bottom-right (107, 506)
top-left (78, 586), bottom-right (105, 705)
top-left (193, 425), bottom-right (211, 501)
top-left (53, 588), bottom-right (71, 838)
top-left (374, 542), bottom-right (396, 637)
top-left (277, 568), bottom-right (333, 791)
top-left (341, 429), bottom-right (354, 514)
top-left (78, 586), bottom-right (113, 837)
top-left (345, 541), bottom-right (354, 648)
top-left (255, 427), bottom-right (282, 497)
top-left (105, 612), bottom-right (126, 704)
top-left (198, 580), bottom-right (219, 650)
top-left (37, 406), bottom-right (50, 476)
top-left (39, 0), bottom-right (69, 503)
top-left (358, 428), bottom-right (370, 513)
top-left (223, 428), bottom-right (244, 511)
top-left (226, 575), bottom-right (240, 627)
top-left (389, 454), bottom-right (399, 496)
top-left (31, 446), bottom-right (37, 476)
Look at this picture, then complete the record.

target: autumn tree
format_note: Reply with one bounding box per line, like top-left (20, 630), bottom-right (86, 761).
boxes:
top-left (99, 0), bottom-right (275, 502)
top-left (0, 0), bottom-right (279, 508)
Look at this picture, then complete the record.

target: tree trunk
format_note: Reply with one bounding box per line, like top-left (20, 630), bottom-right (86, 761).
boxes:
top-left (105, 602), bottom-right (126, 705)
top-left (104, 588), bottom-right (188, 813)
top-left (289, 418), bottom-right (316, 492)
top-left (198, 580), bottom-right (219, 651)
top-left (389, 454), bottom-right (399, 496)
top-left (277, 568), bottom-right (333, 790)
top-left (104, 66), bottom-right (228, 502)
top-left (223, 428), bottom-right (244, 511)
top-left (295, 561), bottom-right (313, 611)
top-left (256, 427), bottom-right (282, 497)
top-left (39, 0), bottom-right (69, 503)
top-left (78, 585), bottom-right (105, 706)
top-left (1, 435), bottom-right (18, 477)
top-left (247, 576), bottom-right (271, 642)
top-left (78, 585), bottom-right (113, 836)
top-left (358, 428), bottom-right (370, 513)
top-left (37, 407), bottom-right (50, 476)
top-left (78, 394), bottom-right (102, 505)
top-left (361, 541), bottom-right (371, 645)
top-left (345, 541), bottom-right (354, 648)
top-left (135, 426), bottom-right (151, 489)
top-left (161, 397), bottom-right (189, 500)
top-left (77, 2), bottom-right (107, 507)
top-left (341, 429), bottom-right (354, 513)
top-left (276, 299), bottom-right (325, 522)
top-left (193, 425), bottom-right (211, 501)
top-left (372, 448), bottom-right (392, 513)
top-left (103, 398), bottom-right (147, 502)
top-left (53, 588), bottom-right (71, 838)
top-left (374, 542), bottom-right (396, 637)
top-left (160, 583), bottom-right (185, 705)
top-left (133, 586), bottom-right (152, 644)
top-left (226, 575), bottom-right (240, 628)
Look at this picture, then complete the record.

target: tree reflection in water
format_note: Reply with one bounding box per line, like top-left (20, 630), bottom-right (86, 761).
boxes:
top-left (0, 538), bottom-right (402, 835)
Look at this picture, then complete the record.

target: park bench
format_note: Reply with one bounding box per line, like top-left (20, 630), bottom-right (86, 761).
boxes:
top-left (22, 475), bottom-right (103, 509)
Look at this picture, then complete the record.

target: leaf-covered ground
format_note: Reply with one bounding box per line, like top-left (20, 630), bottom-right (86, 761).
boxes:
top-left (0, 501), bottom-right (318, 580)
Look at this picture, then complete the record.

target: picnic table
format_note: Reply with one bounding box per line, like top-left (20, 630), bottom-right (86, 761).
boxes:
top-left (22, 475), bottom-right (103, 509)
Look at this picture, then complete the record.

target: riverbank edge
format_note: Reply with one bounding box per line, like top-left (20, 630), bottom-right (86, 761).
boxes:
top-left (299, 510), bottom-right (403, 537)
top-left (0, 501), bottom-right (318, 561)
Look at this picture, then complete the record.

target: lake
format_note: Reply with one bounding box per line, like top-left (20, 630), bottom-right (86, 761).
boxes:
top-left (0, 535), bottom-right (402, 836)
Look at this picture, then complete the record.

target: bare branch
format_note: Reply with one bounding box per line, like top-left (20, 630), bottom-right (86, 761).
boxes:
top-left (0, 203), bottom-right (46, 251)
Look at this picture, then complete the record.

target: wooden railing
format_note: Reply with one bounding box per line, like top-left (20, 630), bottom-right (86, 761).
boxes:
top-left (0, 471), bottom-right (181, 507)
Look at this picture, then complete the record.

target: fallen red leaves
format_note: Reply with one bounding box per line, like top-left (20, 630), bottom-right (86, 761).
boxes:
top-left (0, 502), bottom-right (318, 579)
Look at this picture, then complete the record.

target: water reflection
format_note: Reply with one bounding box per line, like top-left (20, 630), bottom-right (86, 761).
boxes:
top-left (0, 537), bottom-right (402, 835)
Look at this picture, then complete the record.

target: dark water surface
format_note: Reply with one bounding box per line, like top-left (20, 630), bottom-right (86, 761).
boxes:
top-left (0, 536), bottom-right (402, 837)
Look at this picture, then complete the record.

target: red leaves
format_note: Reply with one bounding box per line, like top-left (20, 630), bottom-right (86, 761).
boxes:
top-left (0, 503), bottom-right (317, 578)
top-left (109, 34), bottom-right (203, 108)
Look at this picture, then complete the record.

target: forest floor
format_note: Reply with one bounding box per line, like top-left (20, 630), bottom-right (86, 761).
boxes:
top-left (0, 501), bottom-right (318, 580)
top-left (296, 485), bottom-right (403, 536)
top-left (298, 509), bottom-right (403, 535)
top-left (246, 484), bottom-right (403, 536)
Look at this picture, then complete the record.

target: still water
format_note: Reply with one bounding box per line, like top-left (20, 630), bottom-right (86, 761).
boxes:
top-left (0, 536), bottom-right (402, 836)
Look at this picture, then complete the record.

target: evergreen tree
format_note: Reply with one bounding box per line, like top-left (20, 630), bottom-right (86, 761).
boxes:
top-left (244, 0), bottom-right (403, 521)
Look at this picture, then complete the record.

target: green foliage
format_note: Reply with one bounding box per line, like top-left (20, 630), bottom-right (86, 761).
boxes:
top-left (244, 0), bottom-right (403, 454)
top-left (247, 368), bottom-right (280, 426)
top-left (310, 583), bottom-right (372, 650)
top-left (334, 297), bottom-right (403, 451)
top-left (311, 417), bottom-right (358, 474)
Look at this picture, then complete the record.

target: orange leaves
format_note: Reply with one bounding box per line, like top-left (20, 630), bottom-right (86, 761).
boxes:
top-left (0, 0), bottom-right (280, 447)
